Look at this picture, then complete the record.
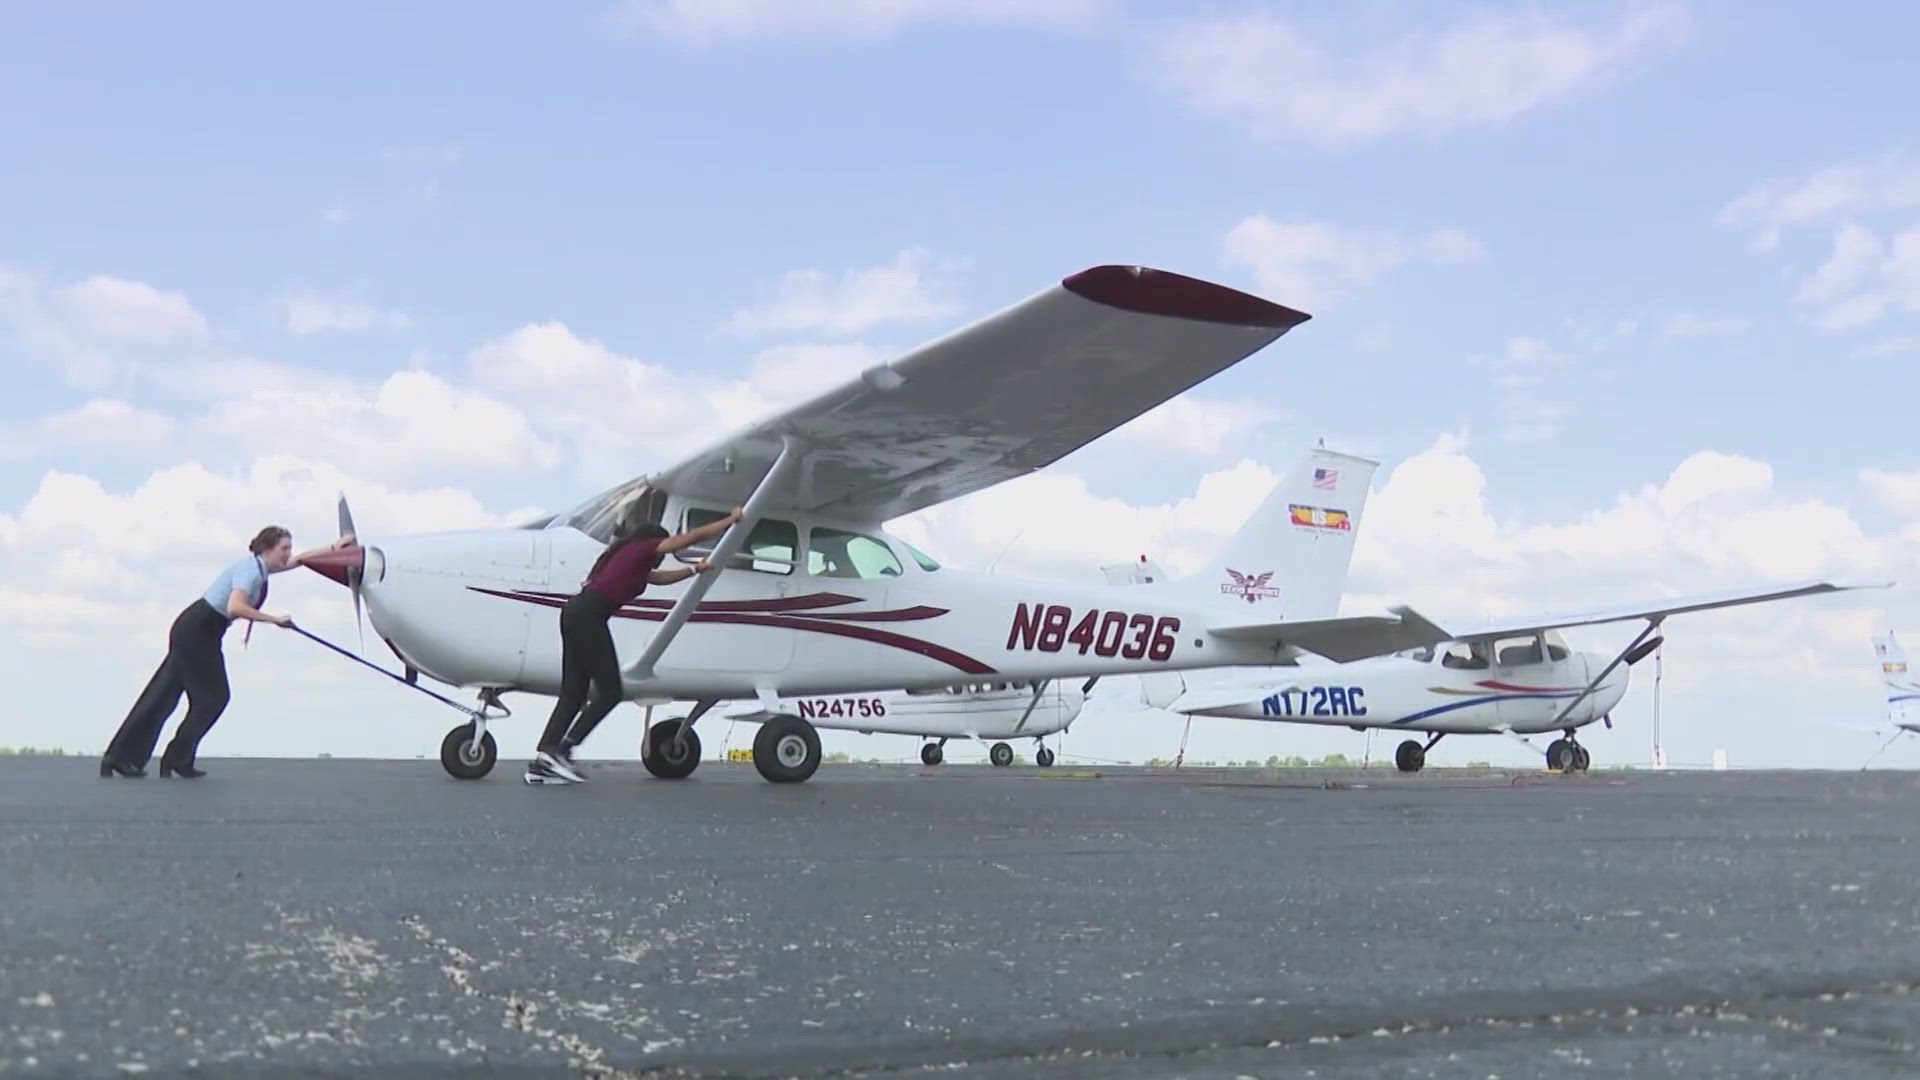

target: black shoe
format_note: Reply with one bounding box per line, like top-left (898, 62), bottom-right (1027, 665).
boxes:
top-left (159, 759), bottom-right (205, 779)
top-left (99, 757), bottom-right (146, 778)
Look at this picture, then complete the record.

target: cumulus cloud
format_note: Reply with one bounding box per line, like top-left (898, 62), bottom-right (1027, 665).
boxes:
top-left (0, 268), bottom-right (211, 386)
top-left (1223, 215), bottom-right (1485, 310)
top-left (1106, 394), bottom-right (1276, 458)
top-left (0, 399), bottom-right (176, 459)
top-left (617, 0), bottom-right (1101, 41)
top-left (722, 249), bottom-right (958, 336)
top-left (1155, 3), bottom-right (1689, 146)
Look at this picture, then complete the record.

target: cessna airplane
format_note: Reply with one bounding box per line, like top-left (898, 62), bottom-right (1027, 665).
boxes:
top-left (1822, 631), bottom-right (1920, 765)
top-left (1158, 583), bottom-right (1886, 772)
top-left (300, 264), bottom-right (1479, 784)
top-left (691, 445), bottom-right (1375, 769)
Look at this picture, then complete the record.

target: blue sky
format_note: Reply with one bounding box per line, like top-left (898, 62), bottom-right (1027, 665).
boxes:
top-left (3, 0), bottom-right (1918, 768)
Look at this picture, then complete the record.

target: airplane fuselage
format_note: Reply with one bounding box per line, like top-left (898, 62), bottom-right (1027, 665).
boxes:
top-left (723, 681), bottom-right (1085, 741)
top-left (1177, 644), bottom-right (1628, 736)
top-left (350, 524), bottom-right (1280, 702)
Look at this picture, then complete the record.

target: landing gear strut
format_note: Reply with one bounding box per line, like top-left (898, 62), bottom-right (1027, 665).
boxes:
top-left (1395, 732), bottom-right (1445, 773)
top-left (1546, 732), bottom-right (1591, 772)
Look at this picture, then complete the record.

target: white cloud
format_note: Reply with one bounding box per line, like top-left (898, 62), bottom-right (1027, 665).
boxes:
top-left (618, 0), bottom-right (1100, 41)
top-left (281, 295), bottom-right (410, 335)
top-left (1107, 394), bottom-right (1276, 458)
top-left (1155, 3), bottom-right (1689, 146)
top-left (723, 249), bottom-right (957, 336)
top-left (55, 275), bottom-right (207, 345)
top-left (0, 399), bottom-right (176, 459)
top-left (197, 369), bottom-right (562, 480)
top-left (1470, 335), bottom-right (1574, 443)
top-left (1222, 215), bottom-right (1485, 310)
top-left (0, 268), bottom-right (211, 386)
top-left (1719, 156), bottom-right (1920, 330)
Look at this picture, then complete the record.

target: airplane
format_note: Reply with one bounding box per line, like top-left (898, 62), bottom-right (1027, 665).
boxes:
top-left (1157, 579), bottom-right (1887, 773)
top-left (299, 264), bottom-right (1482, 784)
top-left (1819, 631), bottom-right (1920, 766)
top-left (686, 444), bottom-right (1375, 769)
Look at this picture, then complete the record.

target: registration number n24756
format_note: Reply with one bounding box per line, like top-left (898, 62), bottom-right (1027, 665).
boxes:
top-left (1005, 604), bottom-right (1181, 661)
top-left (797, 698), bottom-right (887, 720)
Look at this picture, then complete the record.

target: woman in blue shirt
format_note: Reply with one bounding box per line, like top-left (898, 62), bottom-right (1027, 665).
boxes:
top-left (100, 525), bottom-right (353, 779)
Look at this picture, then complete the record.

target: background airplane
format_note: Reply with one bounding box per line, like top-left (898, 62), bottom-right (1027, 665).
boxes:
top-left (1818, 631), bottom-right (1920, 767)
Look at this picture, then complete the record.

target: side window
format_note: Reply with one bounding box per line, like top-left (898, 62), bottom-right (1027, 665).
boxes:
top-left (807, 527), bottom-right (904, 579)
top-left (680, 508), bottom-right (797, 575)
top-left (1442, 642), bottom-right (1489, 669)
top-left (1495, 636), bottom-right (1543, 667)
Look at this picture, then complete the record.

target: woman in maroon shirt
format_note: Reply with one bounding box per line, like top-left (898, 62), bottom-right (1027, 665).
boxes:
top-left (528, 505), bottom-right (744, 784)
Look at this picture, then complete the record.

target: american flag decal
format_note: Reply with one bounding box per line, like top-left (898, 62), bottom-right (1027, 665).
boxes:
top-left (1312, 467), bottom-right (1338, 490)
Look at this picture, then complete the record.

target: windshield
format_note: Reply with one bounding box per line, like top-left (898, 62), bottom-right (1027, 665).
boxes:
top-left (549, 478), bottom-right (664, 543)
top-left (900, 540), bottom-right (940, 572)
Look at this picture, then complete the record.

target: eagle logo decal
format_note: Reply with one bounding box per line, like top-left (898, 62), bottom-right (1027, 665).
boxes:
top-left (1221, 568), bottom-right (1280, 604)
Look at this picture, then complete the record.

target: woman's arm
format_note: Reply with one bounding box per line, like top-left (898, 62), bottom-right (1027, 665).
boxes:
top-left (657, 507), bottom-right (744, 555)
top-left (289, 532), bottom-right (356, 569)
top-left (228, 589), bottom-right (291, 627)
top-left (648, 558), bottom-right (717, 585)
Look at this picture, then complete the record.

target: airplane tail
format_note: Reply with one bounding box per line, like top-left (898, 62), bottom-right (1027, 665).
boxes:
top-left (1876, 631), bottom-right (1920, 721)
top-left (1143, 444), bottom-right (1377, 620)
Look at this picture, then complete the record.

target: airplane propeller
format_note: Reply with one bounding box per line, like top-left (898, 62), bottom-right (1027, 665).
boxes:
top-left (338, 494), bottom-right (365, 652)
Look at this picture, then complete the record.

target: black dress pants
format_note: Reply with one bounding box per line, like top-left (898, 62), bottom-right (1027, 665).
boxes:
top-left (105, 600), bottom-right (232, 768)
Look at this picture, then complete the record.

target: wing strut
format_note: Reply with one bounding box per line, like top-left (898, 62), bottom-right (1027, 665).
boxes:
top-left (1547, 617), bottom-right (1664, 729)
top-left (1013, 680), bottom-right (1050, 732)
top-left (626, 434), bottom-right (806, 681)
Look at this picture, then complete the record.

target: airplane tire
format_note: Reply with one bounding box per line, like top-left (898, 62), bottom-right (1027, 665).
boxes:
top-left (1572, 745), bottom-right (1591, 772)
top-left (1035, 746), bottom-right (1055, 768)
top-left (644, 720), bottom-right (702, 780)
top-left (1394, 739), bottom-right (1424, 773)
top-left (921, 742), bottom-right (943, 766)
top-left (754, 716), bottom-right (821, 784)
top-left (1546, 739), bottom-right (1577, 771)
top-left (440, 723), bottom-right (497, 780)
top-left (989, 742), bottom-right (1014, 768)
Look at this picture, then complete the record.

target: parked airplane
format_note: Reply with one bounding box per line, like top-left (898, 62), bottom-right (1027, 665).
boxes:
top-left (693, 445), bottom-right (1376, 769)
top-left (1822, 631), bottom-right (1920, 765)
top-left (1159, 581), bottom-right (1884, 772)
top-left (296, 263), bottom-right (1878, 784)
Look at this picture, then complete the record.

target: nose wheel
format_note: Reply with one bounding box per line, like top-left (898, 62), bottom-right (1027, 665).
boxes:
top-left (439, 722), bottom-right (497, 780)
top-left (1034, 744), bottom-right (1055, 768)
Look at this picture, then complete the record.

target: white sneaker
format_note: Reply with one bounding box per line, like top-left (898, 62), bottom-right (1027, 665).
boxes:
top-left (523, 759), bottom-right (573, 785)
top-left (538, 749), bottom-right (584, 783)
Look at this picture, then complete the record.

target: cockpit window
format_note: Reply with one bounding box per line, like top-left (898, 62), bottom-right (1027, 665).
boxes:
top-left (1495, 636), bottom-right (1544, 667)
top-left (549, 479), bottom-right (666, 543)
top-left (1442, 642), bottom-right (1490, 669)
top-left (901, 541), bottom-right (940, 572)
top-left (1396, 645), bottom-right (1435, 662)
top-left (808, 527), bottom-right (903, 579)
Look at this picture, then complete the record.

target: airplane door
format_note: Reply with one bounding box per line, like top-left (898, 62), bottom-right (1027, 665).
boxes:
top-left (1491, 634), bottom-right (1559, 731)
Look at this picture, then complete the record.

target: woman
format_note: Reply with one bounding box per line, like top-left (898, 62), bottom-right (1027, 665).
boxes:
top-left (100, 525), bottom-right (354, 779)
top-left (528, 505), bottom-right (744, 784)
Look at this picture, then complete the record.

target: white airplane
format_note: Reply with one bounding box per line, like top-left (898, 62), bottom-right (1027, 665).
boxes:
top-left (690, 444), bottom-right (1374, 769)
top-left (301, 264), bottom-right (1478, 784)
top-left (1159, 589), bottom-right (1888, 773)
top-left (1821, 631), bottom-right (1920, 765)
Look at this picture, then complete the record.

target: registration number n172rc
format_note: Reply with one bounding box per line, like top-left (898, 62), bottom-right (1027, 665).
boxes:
top-left (1261, 687), bottom-right (1367, 717)
top-left (1005, 604), bottom-right (1181, 661)
top-left (797, 697), bottom-right (887, 720)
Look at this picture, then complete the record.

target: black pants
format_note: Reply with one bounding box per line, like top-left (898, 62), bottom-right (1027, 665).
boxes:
top-left (106, 600), bottom-right (232, 768)
top-left (538, 591), bottom-right (622, 752)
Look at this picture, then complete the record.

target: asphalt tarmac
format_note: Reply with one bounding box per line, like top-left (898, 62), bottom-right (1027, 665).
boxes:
top-left (2, 758), bottom-right (1918, 1078)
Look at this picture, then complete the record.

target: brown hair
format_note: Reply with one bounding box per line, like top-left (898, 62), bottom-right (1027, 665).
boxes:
top-left (249, 526), bottom-right (291, 555)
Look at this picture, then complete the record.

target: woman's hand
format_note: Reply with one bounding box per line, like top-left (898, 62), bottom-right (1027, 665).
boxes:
top-left (692, 558), bottom-right (717, 575)
top-left (269, 613), bottom-right (294, 628)
top-left (727, 506), bottom-right (744, 523)
top-left (334, 532), bottom-right (355, 549)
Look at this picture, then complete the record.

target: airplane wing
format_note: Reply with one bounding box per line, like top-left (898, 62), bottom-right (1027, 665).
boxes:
top-left (1436, 579), bottom-right (1890, 643)
top-left (641, 265), bottom-right (1310, 520)
top-left (1207, 606), bottom-right (1455, 663)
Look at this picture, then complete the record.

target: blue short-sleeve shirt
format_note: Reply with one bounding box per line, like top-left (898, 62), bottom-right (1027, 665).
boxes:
top-left (201, 555), bottom-right (268, 619)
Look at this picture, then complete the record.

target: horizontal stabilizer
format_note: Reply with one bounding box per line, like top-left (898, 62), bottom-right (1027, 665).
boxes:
top-left (1208, 605), bottom-right (1452, 663)
top-left (1442, 579), bottom-right (1890, 643)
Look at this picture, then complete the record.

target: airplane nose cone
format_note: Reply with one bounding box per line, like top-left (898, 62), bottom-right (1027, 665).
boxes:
top-left (303, 545), bottom-right (364, 587)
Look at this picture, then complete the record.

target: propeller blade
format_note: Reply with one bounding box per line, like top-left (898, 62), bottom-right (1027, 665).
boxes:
top-left (338, 492), bottom-right (365, 652)
top-left (337, 493), bottom-right (356, 542)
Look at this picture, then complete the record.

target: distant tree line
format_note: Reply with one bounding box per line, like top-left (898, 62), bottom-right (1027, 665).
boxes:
top-left (0, 747), bottom-right (73, 756)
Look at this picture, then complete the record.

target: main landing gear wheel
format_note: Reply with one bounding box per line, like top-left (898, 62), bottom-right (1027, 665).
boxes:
top-left (644, 719), bottom-right (702, 780)
top-left (989, 742), bottom-right (1014, 768)
top-left (921, 742), bottom-right (944, 766)
top-left (440, 722), bottom-right (497, 780)
top-left (1546, 738), bottom-right (1588, 772)
top-left (1395, 739), bottom-right (1425, 773)
top-left (754, 715), bottom-right (822, 784)
top-left (1035, 746), bottom-right (1056, 768)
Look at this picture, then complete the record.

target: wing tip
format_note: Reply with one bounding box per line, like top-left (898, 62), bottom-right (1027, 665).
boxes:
top-left (1063, 265), bottom-right (1311, 330)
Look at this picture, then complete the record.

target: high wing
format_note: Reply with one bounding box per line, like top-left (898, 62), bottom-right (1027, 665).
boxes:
top-left (1437, 579), bottom-right (1890, 643)
top-left (1206, 606), bottom-right (1455, 663)
top-left (641, 265), bottom-right (1310, 520)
